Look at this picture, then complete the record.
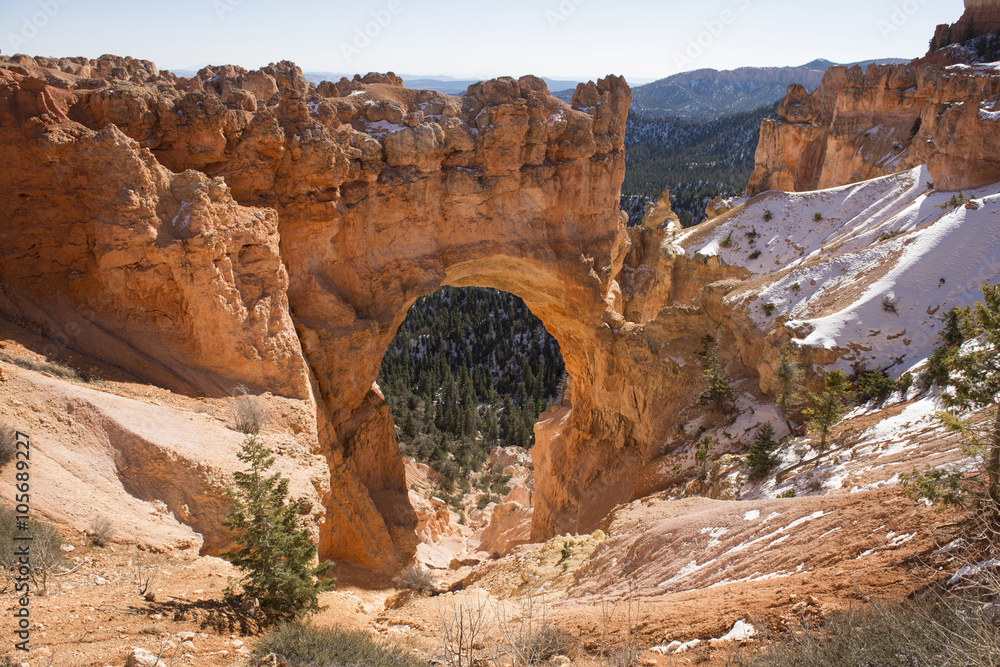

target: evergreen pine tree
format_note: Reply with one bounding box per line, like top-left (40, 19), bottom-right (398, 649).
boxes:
top-left (804, 370), bottom-right (851, 451)
top-left (223, 435), bottom-right (334, 622)
top-left (746, 422), bottom-right (780, 480)
top-left (775, 347), bottom-right (803, 432)
top-left (933, 284), bottom-right (1000, 522)
top-left (700, 341), bottom-right (735, 412)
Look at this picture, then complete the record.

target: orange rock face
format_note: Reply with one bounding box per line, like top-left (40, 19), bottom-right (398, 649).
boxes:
top-left (747, 63), bottom-right (1000, 194)
top-left (2, 53), bottom-right (805, 571)
top-left (2, 55), bottom-right (697, 570)
top-left (935, 0), bottom-right (1000, 47)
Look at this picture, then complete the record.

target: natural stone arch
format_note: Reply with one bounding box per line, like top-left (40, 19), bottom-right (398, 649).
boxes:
top-left (1, 58), bottom-right (749, 572)
top-left (279, 121), bottom-right (635, 569)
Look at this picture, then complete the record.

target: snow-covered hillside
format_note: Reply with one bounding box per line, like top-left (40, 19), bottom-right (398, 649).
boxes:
top-left (679, 166), bottom-right (1000, 378)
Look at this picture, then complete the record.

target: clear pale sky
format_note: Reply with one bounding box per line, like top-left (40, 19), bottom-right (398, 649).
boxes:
top-left (1, 0), bottom-right (966, 82)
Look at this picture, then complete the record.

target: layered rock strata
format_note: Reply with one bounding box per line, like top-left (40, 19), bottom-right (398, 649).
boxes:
top-left (748, 62), bottom-right (1000, 194)
top-left (2, 55), bottom-right (740, 570)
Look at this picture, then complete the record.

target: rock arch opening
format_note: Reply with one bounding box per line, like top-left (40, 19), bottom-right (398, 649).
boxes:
top-left (378, 286), bottom-right (567, 469)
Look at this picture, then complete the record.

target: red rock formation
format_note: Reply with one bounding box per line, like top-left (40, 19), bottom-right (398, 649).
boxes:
top-left (1, 55), bottom-right (673, 570)
top-left (0, 54), bottom-right (786, 572)
top-left (937, 0), bottom-right (1000, 46)
top-left (747, 62), bottom-right (1000, 194)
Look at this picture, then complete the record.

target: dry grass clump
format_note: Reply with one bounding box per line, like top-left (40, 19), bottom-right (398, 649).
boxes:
top-left (230, 385), bottom-right (267, 435)
top-left (0, 351), bottom-right (79, 380)
top-left (253, 622), bottom-right (428, 667)
top-left (0, 505), bottom-right (66, 595)
top-left (394, 564), bottom-right (435, 593)
top-left (0, 423), bottom-right (16, 469)
top-left (88, 514), bottom-right (116, 547)
top-left (729, 581), bottom-right (1000, 666)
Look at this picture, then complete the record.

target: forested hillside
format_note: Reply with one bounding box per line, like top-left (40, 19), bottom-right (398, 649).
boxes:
top-left (627, 59), bottom-right (905, 120)
top-left (623, 103), bottom-right (776, 226)
top-left (378, 288), bottom-right (564, 494)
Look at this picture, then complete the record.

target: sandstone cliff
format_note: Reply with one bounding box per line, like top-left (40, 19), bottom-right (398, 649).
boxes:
top-left (934, 0), bottom-right (1000, 48)
top-left (747, 62), bottom-right (1000, 194)
top-left (1, 55), bottom-right (674, 570)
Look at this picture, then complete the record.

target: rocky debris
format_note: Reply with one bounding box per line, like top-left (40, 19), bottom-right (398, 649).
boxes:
top-left (125, 647), bottom-right (166, 667)
top-left (477, 502), bottom-right (533, 558)
top-left (747, 62), bottom-right (1000, 194)
top-left (704, 195), bottom-right (746, 220)
top-left (467, 531), bottom-right (606, 599)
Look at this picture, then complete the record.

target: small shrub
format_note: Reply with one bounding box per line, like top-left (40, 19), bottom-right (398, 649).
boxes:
top-left (877, 229), bottom-right (904, 242)
top-left (896, 372), bottom-right (913, 394)
top-left (777, 489), bottom-right (796, 499)
top-left (791, 282), bottom-right (801, 291)
top-left (939, 307), bottom-right (965, 347)
top-left (129, 550), bottom-right (159, 597)
top-left (729, 593), bottom-right (1000, 667)
top-left (813, 212), bottom-right (824, 222)
top-left (230, 385), bottom-right (267, 435)
top-left (746, 228), bottom-right (760, 243)
top-left (804, 370), bottom-right (851, 450)
top-left (0, 506), bottom-right (66, 595)
top-left (901, 465), bottom-right (966, 508)
top-left (763, 210), bottom-right (773, 222)
top-left (762, 302), bottom-right (777, 316)
top-left (937, 191), bottom-right (966, 211)
top-left (881, 295), bottom-right (899, 314)
top-left (720, 231), bottom-right (734, 249)
top-left (88, 515), bottom-right (116, 547)
top-left (0, 423), bottom-right (15, 469)
top-left (224, 434), bottom-right (334, 623)
top-left (695, 435), bottom-right (715, 463)
top-left (926, 346), bottom-right (956, 386)
top-left (255, 621), bottom-right (428, 667)
top-left (560, 541), bottom-right (572, 562)
top-left (0, 352), bottom-right (79, 380)
top-left (394, 564), bottom-right (434, 593)
top-left (513, 626), bottom-right (580, 665)
top-left (908, 116), bottom-right (922, 140)
top-left (749, 250), bottom-right (761, 260)
top-left (853, 369), bottom-right (896, 405)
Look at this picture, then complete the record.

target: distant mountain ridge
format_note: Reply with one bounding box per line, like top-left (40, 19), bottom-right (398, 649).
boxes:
top-left (625, 58), bottom-right (908, 121)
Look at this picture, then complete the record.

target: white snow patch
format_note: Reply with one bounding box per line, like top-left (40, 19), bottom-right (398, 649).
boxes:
top-left (743, 510), bottom-right (760, 521)
top-left (365, 119), bottom-right (404, 133)
top-left (700, 526), bottom-right (729, 547)
top-left (172, 202), bottom-right (192, 231)
top-left (718, 620), bottom-right (757, 642)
